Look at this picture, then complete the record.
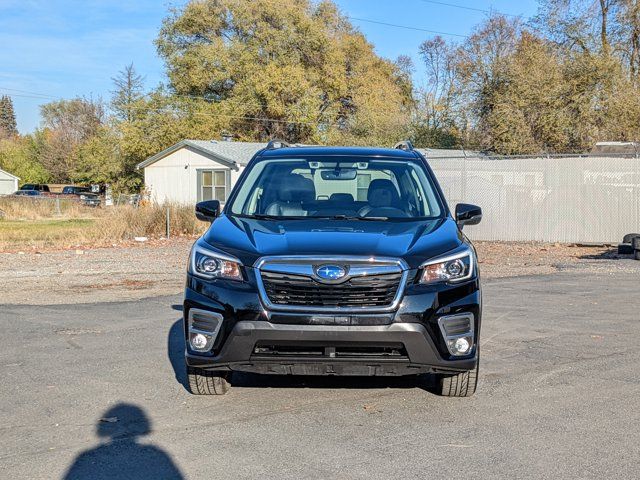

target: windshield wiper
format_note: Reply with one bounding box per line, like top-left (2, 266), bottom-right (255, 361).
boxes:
top-left (310, 215), bottom-right (390, 221)
top-left (246, 214), bottom-right (311, 220)
top-left (245, 214), bottom-right (280, 220)
top-left (246, 214), bottom-right (391, 221)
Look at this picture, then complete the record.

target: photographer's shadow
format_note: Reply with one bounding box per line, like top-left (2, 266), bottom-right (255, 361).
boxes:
top-left (168, 317), bottom-right (190, 392)
top-left (63, 403), bottom-right (183, 480)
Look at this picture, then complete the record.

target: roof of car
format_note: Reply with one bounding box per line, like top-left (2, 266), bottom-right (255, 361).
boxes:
top-left (257, 145), bottom-right (420, 159)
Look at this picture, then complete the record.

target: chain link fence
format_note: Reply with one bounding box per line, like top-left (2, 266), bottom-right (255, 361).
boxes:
top-left (0, 194), bottom-right (91, 218)
top-left (428, 154), bottom-right (640, 243)
top-left (3, 155), bottom-right (638, 244)
top-left (114, 193), bottom-right (142, 207)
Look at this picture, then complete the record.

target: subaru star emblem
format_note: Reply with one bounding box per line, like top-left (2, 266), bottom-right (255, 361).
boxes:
top-left (315, 264), bottom-right (347, 282)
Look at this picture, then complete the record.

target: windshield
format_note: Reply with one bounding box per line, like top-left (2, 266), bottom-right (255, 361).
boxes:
top-left (228, 156), bottom-right (444, 219)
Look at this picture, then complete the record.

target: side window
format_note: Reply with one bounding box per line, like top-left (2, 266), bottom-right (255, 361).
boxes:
top-left (408, 170), bottom-right (426, 213)
top-left (198, 170), bottom-right (228, 203)
top-left (245, 186), bottom-right (263, 214)
top-left (409, 168), bottom-right (439, 216)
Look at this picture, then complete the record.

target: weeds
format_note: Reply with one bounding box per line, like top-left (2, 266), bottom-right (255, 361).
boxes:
top-left (0, 196), bottom-right (92, 220)
top-left (96, 204), bottom-right (205, 240)
top-left (0, 196), bottom-right (207, 250)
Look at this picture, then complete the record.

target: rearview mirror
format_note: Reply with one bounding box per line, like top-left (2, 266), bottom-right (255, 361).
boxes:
top-left (455, 203), bottom-right (482, 229)
top-left (321, 169), bottom-right (357, 181)
top-left (195, 200), bottom-right (220, 222)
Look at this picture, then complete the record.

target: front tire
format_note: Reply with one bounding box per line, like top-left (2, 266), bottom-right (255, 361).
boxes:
top-left (433, 360), bottom-right (479, 397)
top-left (633, 237), bottom-right (640, 260)
top-left (187, 366), bottom-right (231, 395)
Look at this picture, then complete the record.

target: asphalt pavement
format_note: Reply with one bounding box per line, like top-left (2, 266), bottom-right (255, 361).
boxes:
top-left (1, 268), bottom-right (639, 479)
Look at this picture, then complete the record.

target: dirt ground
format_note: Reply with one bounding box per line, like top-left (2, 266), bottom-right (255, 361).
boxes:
top-left (0, 238), bottom-right (637, 305)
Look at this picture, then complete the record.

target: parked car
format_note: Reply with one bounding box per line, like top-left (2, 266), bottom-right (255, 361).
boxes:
top-left (19, 184), bottom-right (50, 192)
top-left (61, 186), bottom-right (92, 195)
top-left (61, 185), bottom-right (102, 207)
top-left (78, 193), bottom-right (101, 207)
top-left (182, 141), bottom-right (483, 397)
top-left (13, 190), bottom-right (42, 196)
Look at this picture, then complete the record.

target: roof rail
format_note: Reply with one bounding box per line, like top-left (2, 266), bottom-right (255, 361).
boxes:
top-left (266, 139), bottom-right (291, 150)
top-left (394, 140), bottom-right (414, 151)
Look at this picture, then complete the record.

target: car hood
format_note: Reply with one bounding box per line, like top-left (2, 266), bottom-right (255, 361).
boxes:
top-left (202, 215), bottom-right (463, 269)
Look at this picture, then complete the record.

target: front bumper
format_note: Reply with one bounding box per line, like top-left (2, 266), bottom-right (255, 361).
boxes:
top-left (81, 198), bottom-right (101, 207)
top-left (186, 320), bottom-right (476, 375)
top-left (183, 268), bottom-right (481, 376)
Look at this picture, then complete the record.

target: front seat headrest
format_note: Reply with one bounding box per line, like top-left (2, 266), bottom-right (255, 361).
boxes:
top-left (279, 174), bottom-right (316, 203)
top-left (329, 193), bottom-right (354, 203)
top-left (367, 179), bottom-right (400, 208)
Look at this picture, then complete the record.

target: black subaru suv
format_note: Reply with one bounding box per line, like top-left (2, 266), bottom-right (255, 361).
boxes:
top-left (183, 141), bottom-right (482, 397)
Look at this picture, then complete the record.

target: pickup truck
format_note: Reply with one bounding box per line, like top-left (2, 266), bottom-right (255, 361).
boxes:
top-left (60, 186), bottom-right (101, 207)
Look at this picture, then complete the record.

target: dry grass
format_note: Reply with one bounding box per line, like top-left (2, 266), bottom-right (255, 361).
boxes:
top-left (0, 196), bottom-right (93, 220)
top-left (0, 219), bottom-right (96, 245)
top-left (93, 204), bottom-right (206, 241)
top-left (0, 197), bottom-right (207, 250)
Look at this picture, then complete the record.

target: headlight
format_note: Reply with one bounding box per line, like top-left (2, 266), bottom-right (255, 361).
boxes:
top-left (190, 244), bottom-right (243, 281)
top-left (420, 248), bottom-right (474, 284)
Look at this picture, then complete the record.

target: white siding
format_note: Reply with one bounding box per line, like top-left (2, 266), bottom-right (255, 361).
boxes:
top-left (0, 171), bottom-right (18, 195)
top-left (144, 147), bottom-right (244, 204)
top-left (429, 155), bottom-right (640, 243)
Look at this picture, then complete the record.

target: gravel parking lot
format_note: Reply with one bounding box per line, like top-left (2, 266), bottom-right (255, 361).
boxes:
top-left (0, 238), bottom-right (635, 304)
top-left (1, 242), bottom-right (639, 479)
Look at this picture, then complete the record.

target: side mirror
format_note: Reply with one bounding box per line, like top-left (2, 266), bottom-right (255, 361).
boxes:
top-left (455, 203), bottom-right (482, 229)
top-left (195, 200), bottom-right (220, 222)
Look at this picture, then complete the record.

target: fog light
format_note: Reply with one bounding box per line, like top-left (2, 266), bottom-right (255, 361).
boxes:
top-left (453, 337), bottom-right (470, 354)
top-left (187, 309), bottom-right (223, 353)
top-left (438, 313), bottom-right (474, 356)
top-left (191, 333), bottom-right (209, 350)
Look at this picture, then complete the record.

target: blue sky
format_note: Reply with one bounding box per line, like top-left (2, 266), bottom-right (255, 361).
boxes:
top-left (0, 0), bottom-right (538, 133)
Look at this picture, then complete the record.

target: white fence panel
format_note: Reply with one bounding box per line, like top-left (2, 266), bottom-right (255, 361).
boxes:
top-left (428, 155), bottom-right (640, 243)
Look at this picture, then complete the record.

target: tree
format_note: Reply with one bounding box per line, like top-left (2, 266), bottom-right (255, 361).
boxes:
top-left (155, 0), bottom-right (411, 145)
top-left (413, 15), bottom-right (581, 153)
top-left (73, 126), bottom-right (125, 188)
top-left (532, 0), bottom-right (619, 55)
top-left (412, 36), bottom-right (462, 148)
top-left (38, 97), bottom-right (105, 182)
top-left (455, 15), bottom-right (522, 151)
top-left (40, 97), bottom-right (104, 142)
top-left (615, 0), bottom-right (640, 80)
top-left (488, 32), bottom-right (571, 154)
top-left (0, 136), bottom-right (50, 184)
top-left (111, 63), bottom-right (146, 122)
top-left (0, 95), bottom-right (18, 139)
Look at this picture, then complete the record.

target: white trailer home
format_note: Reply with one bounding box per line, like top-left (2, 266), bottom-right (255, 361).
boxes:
top-left (137, 140), bottom-right (266, 205)
top-left (0, 168), bottom-right (19, 195)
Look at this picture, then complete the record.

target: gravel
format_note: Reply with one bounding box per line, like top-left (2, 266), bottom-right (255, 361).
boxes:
top-left (1, 238), bottom-right (638, 305)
